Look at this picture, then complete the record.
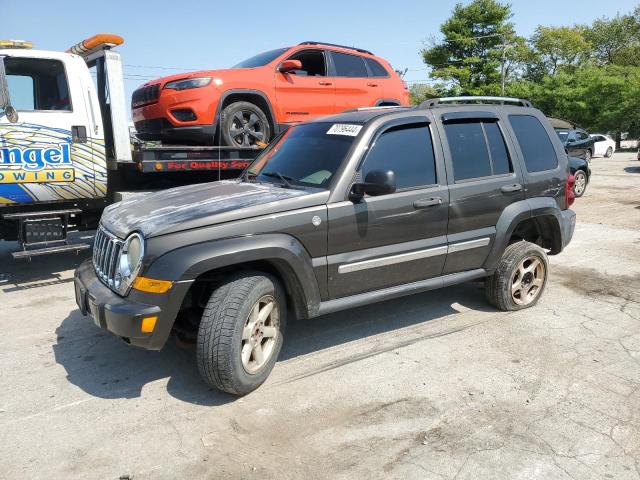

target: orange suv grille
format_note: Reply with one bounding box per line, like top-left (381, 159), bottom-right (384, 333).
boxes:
top-left (132, 84), bottom-right (160, 108)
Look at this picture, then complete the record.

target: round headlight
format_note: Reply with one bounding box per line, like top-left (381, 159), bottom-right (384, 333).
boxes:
top-left (116, 232), bottom-right (144, 294)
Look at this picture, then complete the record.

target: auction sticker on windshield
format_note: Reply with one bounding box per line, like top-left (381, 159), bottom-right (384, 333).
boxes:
top-left (327, 124), bottom-right (362, 136)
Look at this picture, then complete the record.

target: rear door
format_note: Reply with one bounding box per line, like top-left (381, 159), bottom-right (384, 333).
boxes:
top-left (328, 51), bottom-right (380, 111)
top-left (434, 111), bottom-right (526, 274)
top-left (327, 117), bottom-right (449, 298)
top-left (274, 48), bottom-right (335, 124)
top-left (0, 54), bottom-right (97, 204)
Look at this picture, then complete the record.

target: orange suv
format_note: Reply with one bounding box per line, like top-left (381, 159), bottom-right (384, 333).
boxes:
top-left (131, 41), bottom-right (409, 146)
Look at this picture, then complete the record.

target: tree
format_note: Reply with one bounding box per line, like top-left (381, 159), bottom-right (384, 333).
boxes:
top-left (529, 26), bottom-right (590, 77)
top-left (421, 0), bottom-right (519, 95)
top-left (587, 13), bottom-right (640, 65)
top-left (408, 84), bottom-right (442, 105)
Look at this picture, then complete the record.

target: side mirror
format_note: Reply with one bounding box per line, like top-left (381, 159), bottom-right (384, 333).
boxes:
top-left (0, 58), bottom-right (18, 123)
top-left (278, 59), bottom-right (302, 74)
top-left (350, 170), bottom-right (397, 200)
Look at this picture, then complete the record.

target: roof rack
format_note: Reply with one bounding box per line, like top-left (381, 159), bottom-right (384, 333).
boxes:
top-left (299, 41), bottom-right (373, 55)
top-left (343, 105), bottom-right (408, 113)
top-left (419, 96), bottom-right (533, 108)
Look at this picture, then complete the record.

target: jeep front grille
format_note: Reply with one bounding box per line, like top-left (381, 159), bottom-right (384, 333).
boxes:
top-left (93, 226), bottom-right (123, 289)
top-left (131, 84), bottom-right (160, 108)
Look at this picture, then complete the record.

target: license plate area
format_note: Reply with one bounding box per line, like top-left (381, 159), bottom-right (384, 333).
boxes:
top-left (23, 218), bottom-right (65, 244)
top-left (87, 295), bottom-right (101, 327)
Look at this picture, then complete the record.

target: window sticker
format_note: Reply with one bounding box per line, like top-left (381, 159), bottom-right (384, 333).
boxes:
top-left (327, 124), bottom-right (362, 136)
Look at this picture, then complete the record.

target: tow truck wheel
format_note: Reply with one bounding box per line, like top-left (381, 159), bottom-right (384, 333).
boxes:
top-left (196, 272), bottom-right (286, 395)
top-left (219, 101), bottom-right (271, 147)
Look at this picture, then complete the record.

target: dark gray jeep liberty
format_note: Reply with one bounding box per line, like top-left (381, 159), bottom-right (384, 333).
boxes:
top-left (75, 96), bottom-right (577, 395)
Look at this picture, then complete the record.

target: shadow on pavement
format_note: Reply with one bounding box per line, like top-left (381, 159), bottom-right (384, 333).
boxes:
top-left (0, 233), bottom-right (94, 292)
top-left (53, 280), bottom-right (491, 406)
top-left (624, 166), bottom-right (640, 174)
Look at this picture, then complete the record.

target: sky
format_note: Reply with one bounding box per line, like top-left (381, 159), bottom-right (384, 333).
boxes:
top-left (4, 0), bottom-right (638, 104)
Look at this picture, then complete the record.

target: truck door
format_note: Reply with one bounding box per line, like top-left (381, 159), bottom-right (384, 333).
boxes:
top-left (0, 54), bottom-right (99, 205)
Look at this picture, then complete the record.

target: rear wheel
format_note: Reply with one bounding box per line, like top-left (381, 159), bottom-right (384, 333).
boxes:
top-left (485, 241), bottom-right (549, 311)
top-left (197, 272), bottom-right (286, 395)
top-left (219, 101), bottom-right (271, 147)
top-left (585, 149), bottom-right (592, 163)
top-left (573, 170), bottom-right (588, 197)
top-left (605, 146), bottom-right (613, 158)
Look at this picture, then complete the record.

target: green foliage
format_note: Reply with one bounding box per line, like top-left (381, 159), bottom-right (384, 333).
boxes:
top-left (421, 0), bottom-right (518, 94)
top-left (408, 84), bottom-right (444, 105)
top-left (419, 1), bottom-right (640, 136)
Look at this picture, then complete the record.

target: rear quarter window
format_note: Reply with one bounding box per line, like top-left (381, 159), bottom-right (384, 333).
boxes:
top-left (509, 115), bottom-right (558, 172)
top-left (365, 58), bottom-right (389, 77)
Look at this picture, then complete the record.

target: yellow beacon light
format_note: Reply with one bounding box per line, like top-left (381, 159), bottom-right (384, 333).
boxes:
top-left (67, 33), bottom-right (124, 56)
top-left (0, 39), bottom-right (33, 49)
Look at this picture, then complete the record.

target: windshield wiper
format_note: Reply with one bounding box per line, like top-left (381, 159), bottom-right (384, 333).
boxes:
top-left (261, 171), bottom-right (295, 188)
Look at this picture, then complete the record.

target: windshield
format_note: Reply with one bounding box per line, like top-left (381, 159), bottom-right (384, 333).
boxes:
top-left (555, 129), bottom-right (570, 142)
top-left (247, 122), bottom-right (359, 189)
top-left (233, 48), bottom-right (288, 68)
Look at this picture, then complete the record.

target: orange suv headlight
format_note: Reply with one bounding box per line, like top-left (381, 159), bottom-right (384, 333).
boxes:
top-left (164, 77), bottom-right (212, 91)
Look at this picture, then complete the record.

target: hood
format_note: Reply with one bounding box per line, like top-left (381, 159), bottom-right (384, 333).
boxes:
top-left (101, 180), bottom-right (314, 239)
top-left (143, 68), bottom-right (263, 88)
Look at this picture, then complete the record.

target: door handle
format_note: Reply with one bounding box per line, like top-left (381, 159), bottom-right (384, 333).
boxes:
top-left (367, 83), bottom-right (378, 87)
top-left (500, 183), bottom-right (523, 193)
top-left (318, 81), bottom-right (333, 86)
top-left (413, 197), bottom-right (442, 209)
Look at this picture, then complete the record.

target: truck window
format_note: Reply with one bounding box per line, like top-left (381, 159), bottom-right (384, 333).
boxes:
top-left (444, 121), bottom-right (513, 181)
top-left (509, 115), bottom-right (558, 172)
top-left (362, 123), bottom-right (437, 189)
top-left (5, 57), bottom-right (72, 112)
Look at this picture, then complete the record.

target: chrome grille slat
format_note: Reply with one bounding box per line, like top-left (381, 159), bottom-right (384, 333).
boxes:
top-left (92, 226), bottom-right (125, 291)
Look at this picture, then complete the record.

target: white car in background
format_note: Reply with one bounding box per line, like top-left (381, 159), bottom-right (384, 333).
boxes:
top-left (590, 134), bottom-right (616, 158)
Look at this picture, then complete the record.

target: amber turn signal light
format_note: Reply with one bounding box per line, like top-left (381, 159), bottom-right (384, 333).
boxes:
top-left (133, 276), bottom-right (173, 294)
top-left (141, 316), bottom-right (158, 333)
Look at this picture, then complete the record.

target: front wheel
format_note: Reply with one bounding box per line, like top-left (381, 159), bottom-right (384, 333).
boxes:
top-left (219, 101), bottom-right (271, 147)
top-left (485, 241), bottom-right (549, 311)
top-left (573, 170), bottom-right (588, 197)
top-left (197, 272), bottom-right (286, 395)
top-left (605, 146), bottom-right (613, 158)
top-left (584, 149), bottom-right (592, 163)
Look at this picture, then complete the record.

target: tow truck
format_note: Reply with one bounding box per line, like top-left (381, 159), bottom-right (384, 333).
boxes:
top-left (0, 34), bottom-right (261, 259)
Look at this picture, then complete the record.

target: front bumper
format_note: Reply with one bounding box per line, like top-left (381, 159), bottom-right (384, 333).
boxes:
top-left (73, 259), bottom-right (192, 350)
top-left (134, 119), bottom-right (217, 144)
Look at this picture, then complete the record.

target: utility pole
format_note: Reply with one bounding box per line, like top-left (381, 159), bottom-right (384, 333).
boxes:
top-left (500, 39), bottom-right (506, 96)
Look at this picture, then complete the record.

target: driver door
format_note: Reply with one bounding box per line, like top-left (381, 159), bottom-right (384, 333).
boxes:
top-left (274, 49), bottom-right (335, 125)
top-left (326, 118), bottom-right (449, 299)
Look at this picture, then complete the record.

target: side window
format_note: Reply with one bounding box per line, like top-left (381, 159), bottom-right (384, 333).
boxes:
top-left (5, 57), bottom-right (71, 111)
top-left (443, 121), bottom-right (513, 181)
top-left (362, 123), bottom-right (436, 189)
top-left (287, 49), bottom-right (326, 77)
top-left (6, 75), bottom-right (35, 110)
top-left (577, 131), bottom-right (588, 140)
top-left (331, 51), bottom-right (368, 78)
top-left (509, 115), bottom-right (558, 172)
top-left (365, 58), bottom-right (389, 77)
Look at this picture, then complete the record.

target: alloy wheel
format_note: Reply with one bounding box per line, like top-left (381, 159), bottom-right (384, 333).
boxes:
top-left (510, 256), bottom-right (545, 306)
top-left (574, 171), bottom-right (587, 196)
top-left (229, 110), bottom-right (266, 147)
top-left (240, 295), bottom-right (279, 374)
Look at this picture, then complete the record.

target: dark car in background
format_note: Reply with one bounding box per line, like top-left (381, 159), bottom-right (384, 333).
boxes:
top-left (569, 156), bottom-right (591, 197)
top-left (549, 118), bottom-right (595, 162)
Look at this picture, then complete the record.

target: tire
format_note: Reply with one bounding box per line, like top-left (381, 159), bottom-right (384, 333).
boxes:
top-left (485, 241), bottom-right (549, 311)
top-left (197, 272), bottom-right (286, 395)
top-left (584, 149), bottom-right (592, 163)
top-left (573, 169), bottom-right (588, 197)
top-left (219, 101), bottom-right (271, 147)
top-left (605, 146), bottom-right (613, 158)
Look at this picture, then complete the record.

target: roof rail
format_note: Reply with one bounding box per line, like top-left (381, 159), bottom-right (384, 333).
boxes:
top-left (343, 105), bottom-right (408, 113)
top-left (299, 41), bottom-right (373, 55)
top-left (419, 96), bottom-right (533, 108)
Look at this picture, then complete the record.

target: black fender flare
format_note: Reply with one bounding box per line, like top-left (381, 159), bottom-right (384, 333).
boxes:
top-left (145, 234), bottom-right (322, 318)
top-left (483, 197), bottom-right (564, 271)
top-left (214, 89), bottom-right (277, 132)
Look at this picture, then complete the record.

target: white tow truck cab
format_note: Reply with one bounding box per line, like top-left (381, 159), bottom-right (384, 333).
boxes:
top-left (0, 35), bottom-right (258, 259)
